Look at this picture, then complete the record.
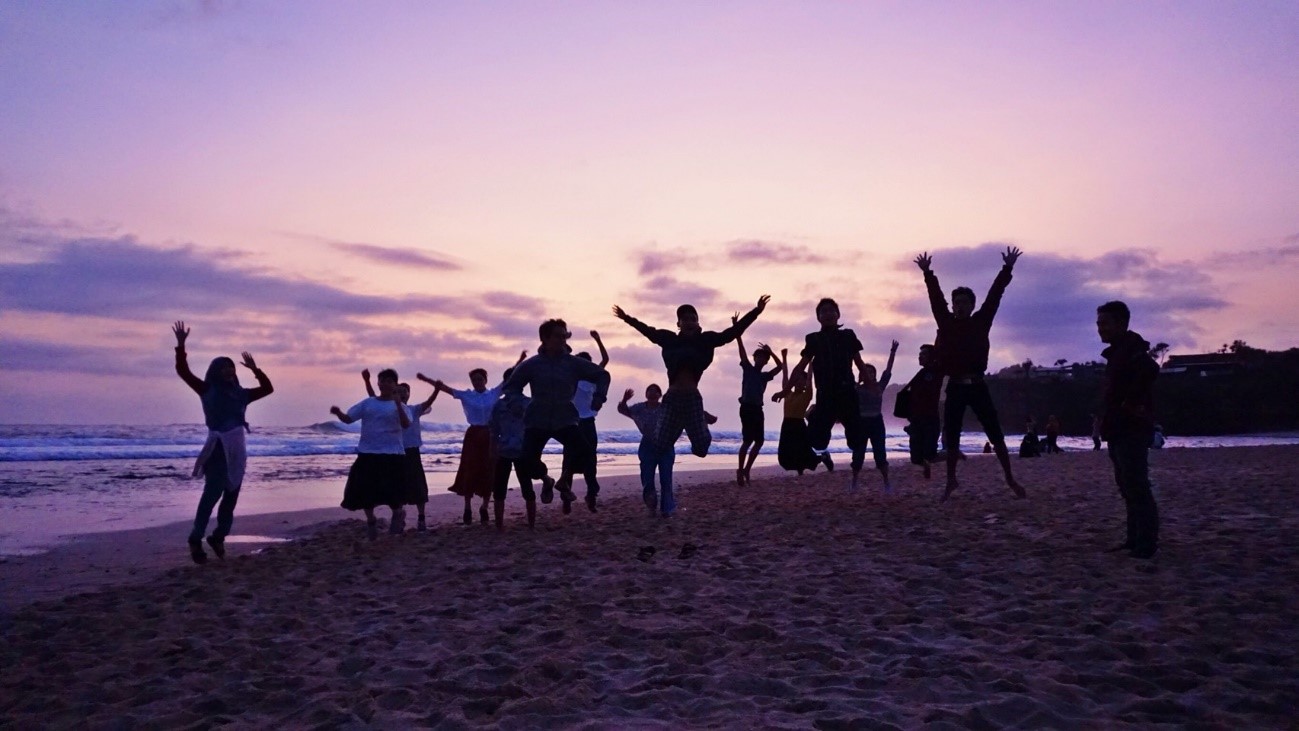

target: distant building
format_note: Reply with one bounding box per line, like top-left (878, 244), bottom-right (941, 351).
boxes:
top-left (1161, 353), bottom-right (1246, 377)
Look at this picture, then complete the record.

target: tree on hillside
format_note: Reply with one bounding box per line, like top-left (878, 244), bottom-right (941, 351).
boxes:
top-left (1149, 342), bottom-right (1169, 365)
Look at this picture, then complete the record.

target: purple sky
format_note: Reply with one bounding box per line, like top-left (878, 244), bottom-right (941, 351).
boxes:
top-left (1, 1), bottom-right (1297, 426)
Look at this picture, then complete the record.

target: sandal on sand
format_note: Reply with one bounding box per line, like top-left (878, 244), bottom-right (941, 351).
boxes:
top-left (188, 538), bottom-right (207, 565)
top-left (206, 535), bottom-right (226, 560)
top-left (637, 546), bottom-right (656, 562)
top-left (678, 543), bottom-right (698, 560)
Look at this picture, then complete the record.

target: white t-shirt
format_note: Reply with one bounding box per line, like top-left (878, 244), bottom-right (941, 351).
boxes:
top-left (346, 397), bottom-right (406, 455)
top-left (403, 403), bottom-right (427, 449)
top-left (452, 386), bottom-right (501, 426)
top-left (573, 380), bottom-right (598, 420)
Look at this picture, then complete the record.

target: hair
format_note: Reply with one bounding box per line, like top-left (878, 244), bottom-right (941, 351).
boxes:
top-left (502, 367), bottom-right (515, 381)
top-left (676, 304), bottom-right (698, 320)
top-left (469, 368), bottom-right (488, 380)
top-left (861, 363), bottom-right (877, 375)
top-left (539, 318), bottom-right (568, 341)
top-left (399, 382), bottom-right (410, 391)
top-left (377, 368), bottom-right (399, 382)
top-left (1097, 300), bottom-right (1131, 328)
top-left (919, 343), bottom-right (935, 352)
top-left (753, 346), bottom-right (771, 361)
top-left (815, 297), bottom-right (839, 314)
top-left (647, 383), bottom-right (663, 395)
top-left (576, 352), bottom-right (592, 361)
top-left (202, 356), bottom-right (238, 387)
top-left (952, 286), bottom-right (976, 305)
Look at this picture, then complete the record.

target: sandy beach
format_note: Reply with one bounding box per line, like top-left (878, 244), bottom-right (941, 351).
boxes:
top-left (2, 446), bottom-right (1298, 728)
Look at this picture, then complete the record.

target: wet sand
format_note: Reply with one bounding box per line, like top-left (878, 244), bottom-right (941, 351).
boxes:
top-left (2, 446), bottom-right (1297, 727)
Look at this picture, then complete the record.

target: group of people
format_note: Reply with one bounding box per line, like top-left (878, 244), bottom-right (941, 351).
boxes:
top-left (174, 246), bottom-right (1162, 563)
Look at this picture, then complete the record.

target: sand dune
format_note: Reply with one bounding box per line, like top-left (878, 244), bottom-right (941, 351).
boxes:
top-left (3, 446), bottom-right (1298, 727)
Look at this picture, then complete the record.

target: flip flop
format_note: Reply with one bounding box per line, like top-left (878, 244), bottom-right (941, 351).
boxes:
top-left (637, 546), bottom-right (656, 562)
top-left (678, 543), bottom-right (698, 560)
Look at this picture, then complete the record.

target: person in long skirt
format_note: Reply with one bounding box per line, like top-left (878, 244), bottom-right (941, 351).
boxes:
top-left (772, 348), bottom-right (827, 475)
top-left (364, 370), bottom-right (438, 530)
top-left (618, 384), bottom-right (676, 517)
top-left (421, 353), bottom-right (525, 525)
top-left (331, 368), bottom-right (411, 540)
top-left (172, 322), bottom-right (274, 564)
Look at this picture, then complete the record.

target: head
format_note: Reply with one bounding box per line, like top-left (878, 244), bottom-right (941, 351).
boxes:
top-left (815, 298), bottom-right (840, 328)
top-left (538, 318), bottom-right (570, 355)
top-left (576, 351), bottom-right (592, 362)
top-left (204, 356), bottom-right (238, 387)
top-left (376, 368), bottom-right (399, 397)
top-left (397, 383), bottom-right (411, 403)
top-left (645, 383), bottom-right (663, 403)
top-left (468, 368), bottom-right (489, 391)
top-left (918, 344), bottom-right (936, 368)
top-left (859, 363), bottom-right (878, 385)
top-left (1096, 301), bottom-right (1131, 344)
top-left (951, 287), bottom-right (976, 318)
top-left (753, 346), bottom-right (772, 367)
top-left (676, 304), bottom-right (701, 335)
top-left (503, 367), bottom-right (515, 382)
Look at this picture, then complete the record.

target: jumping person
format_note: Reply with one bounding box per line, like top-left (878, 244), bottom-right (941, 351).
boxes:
top-left (734, 320), bottom-right (781, 486)
top-left (896, 344), bottom-right (943, 479)
top-left (914, 247), bottom-right (1026, 501)
top-left (420, 353), bottom-right (525, 525)
top-left (772, 348), bottom-right (825, 475)
top-left (570, 331), bottom-right (609, 512)
top-left (613, 295), bottom-right (770, 458)
top-left (331, 368), bottom-right (411, 541)
top-left (852, 339), bottom-right (898, 492)
top-left (172, 321), bottom-right (274, 564)
top-left (618, 384), bottom-right (676, 517)
top-left (789, 298), bottom-right (869, 483)
top-left (503, 319), bottom-right (611, 515)
top-left (1096, 300), bottom-right (1160, 559)
top-left (488, 366), bottom-right (551, 529)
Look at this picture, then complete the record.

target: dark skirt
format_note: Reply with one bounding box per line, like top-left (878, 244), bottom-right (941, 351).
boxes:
top-left (450, 425), bottom-right (494, 499)
top-left (778, 417), bottom-right (822, 472)
top-left (404, 447), bottom-right (429, 505)
top-left (341, 452), bottom-right (407, 510)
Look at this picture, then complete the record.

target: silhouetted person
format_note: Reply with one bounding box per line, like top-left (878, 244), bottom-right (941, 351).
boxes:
top-left (733, 324), bottom-right (781, 486)
top-left (1097, 300), bottom-right (1160, 559)
top-left (789, 298), bottom-right (870, 484)
top-left (914, 247), bottom-right (1026, 501)
top-left (1044, 414), bottom-right (1062, 454)
top-left (172, 321), bottom-right (274, 564)
top-left (897, 344), bottom-right (943, 478)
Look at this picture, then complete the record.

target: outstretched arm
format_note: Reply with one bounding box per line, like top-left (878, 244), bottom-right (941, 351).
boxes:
top-left (495, 350), bottom-right (529, 389)
top-left (416, 387), bottom-right (439, 415)
top-left (761, 343), bottom-right (783, 377)
top-left (772, 347), bottom-right (790, 402)
top-left (612, 305), bottom-right (669, 345)
top-left (712, 295), bottom-right (770, 345)
top-left (171, 321), bottom-right (206, 394)
top-left (617, 388), bottom-right (634, 418)
top-left (880, 340), bottom-right (898, 388)
top-left (362, 369), bottom-right (376, 398)
top-left (241, 352), bottom-right (274, 402)
top-left (979, 246), bottom-right (1020, 319)
top-left (915, 252), bottom-right (951, 322)
top-left (590, 332), bottom-right (609, 368)
top-left (732, 313), bottom-right (751, 366)
top-left (330, 405), bottom-right (356, 425)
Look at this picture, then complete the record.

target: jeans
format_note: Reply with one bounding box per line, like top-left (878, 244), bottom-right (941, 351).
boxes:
top-left (189, 441), bottom-right (239, 542)
top-left (1108, 434), bottom-right (1159, 551)
top-left (851, 414), bottom-right (888, 471)
top-left (638, 440), bottom-right (676, 515)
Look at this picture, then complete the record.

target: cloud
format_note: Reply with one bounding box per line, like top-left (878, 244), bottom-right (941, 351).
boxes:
top-left (633, 239), bottom-right (832, 278)
top-left (0, 338), bottom-right (146, 376)
top-left (1217, 243), bottom-right (1299, 268)
top-left (724, 239), bottom-right (829, 266)
top-left (629, 275), bottom-right (722, 309)
top-left (329, 241), bottom-right (461, 271)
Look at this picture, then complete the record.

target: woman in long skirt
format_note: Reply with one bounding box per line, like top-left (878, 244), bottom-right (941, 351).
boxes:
top-left (332, 368), bottom-right (411, 540)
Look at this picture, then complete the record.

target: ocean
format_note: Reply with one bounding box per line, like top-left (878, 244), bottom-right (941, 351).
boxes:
top-left (3, 423), bottom-right (1298, 556)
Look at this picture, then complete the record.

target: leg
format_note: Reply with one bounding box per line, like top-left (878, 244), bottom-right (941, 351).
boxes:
top-left (363, 507), bottom-right (379, 541)
top-left (658, 447), bottom-right (677, 516)
top-left (743, 439), bottom-right (762, 480)
top-left (493, 457), bottom-right (513, 529)
top-left (678, 391), bottom-right (712, 458)
top-left (967, 382), bottom-right (1024, 497)
top-left (579, 418), bottom-right (601, 511)
top-left (1112, 436), bottom-right (1158, 557)
top-left (941, 386), bottom-right (969, 500)
top-left (552, 425), bottom-right (587, 513)
top-left (867, 416), bottom-right (890, 492)
top-left (737, 437), bottom-right (752, 484)
top-left (654, 393), bottom-right (689, 454)
top-left (638, 441), bottom-right (659, 514)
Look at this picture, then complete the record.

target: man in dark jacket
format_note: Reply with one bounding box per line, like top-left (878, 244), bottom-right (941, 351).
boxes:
top-left (915, 247), bottom-right (1026, 501)
top-left (1097, 300), bottom-right (1160, 559)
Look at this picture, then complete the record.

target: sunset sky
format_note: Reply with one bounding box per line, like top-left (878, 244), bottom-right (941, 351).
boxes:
top-left (2, 1), bottom-right (1297, 428)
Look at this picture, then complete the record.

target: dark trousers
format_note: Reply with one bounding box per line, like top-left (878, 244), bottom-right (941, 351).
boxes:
top-left (906, 417), bottom-right (940, 465)
top-left (521, 424), bottom-right (587, 484)
top-left (577, 417), bottom-right (602, 499)
top-left (807, 385), bottom-right (866, 467)
top-left (492, 456), bottom-right (535, 502)
top-left (942, 380), bottom-right (1006, 454)
top-left (1108, 435), bottom-right (1159, 552)
top-left (190, 443), bottom-right (239, 542)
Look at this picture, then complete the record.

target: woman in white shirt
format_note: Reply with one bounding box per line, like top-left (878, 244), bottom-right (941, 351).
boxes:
top-left (331, 368), bottom-right (411, 541)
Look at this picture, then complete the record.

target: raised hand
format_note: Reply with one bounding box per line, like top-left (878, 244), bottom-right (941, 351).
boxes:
top-left (611, 305), bottom-right (628, 320)
top-left (890, 340), bottom-right (899, 352)
top-left (416, 372), bottom-right (434, 384)
top-left (240, 352), bottom-right (258, 370)
top-left (589, 330), bottom-right (601, 341)
top-left (362, 368), bottom-right (371, 380)
top-left (1002, 246), bottom-right (1022, 267)
top-left (622, 388), bottom-right (634, 402)
top-left (171, 321), bottom-right (189, 346)
top-left (330, 406), bottom-right (344, 417)
top-left (732, 311), bottom-right (740, 326)
top-left (914, 252), bottom-right (932, 272)
top-left (755, 294), bottom-right (770, 311)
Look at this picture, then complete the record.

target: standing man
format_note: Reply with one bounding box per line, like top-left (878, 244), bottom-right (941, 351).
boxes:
top-left (914, 247), bottom-right (1026, 501)
top-left (1096, 301), bottom-right (1160, 559)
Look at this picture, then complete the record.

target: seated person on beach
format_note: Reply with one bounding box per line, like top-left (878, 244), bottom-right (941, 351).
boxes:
top-left (331, 368), bottom-right (411, 541)
top-left (613, 295), bottom-right (770, 458)
top-left (172, 321), bottom-right (274, 564)
top-left (503, 319), bottom-right (611, 515)
top-left (733, 323), bottom-right (782, 486)
top-left (914, 247), bottom-right (1026, 501)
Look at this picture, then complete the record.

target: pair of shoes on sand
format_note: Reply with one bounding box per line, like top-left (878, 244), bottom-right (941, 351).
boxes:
top-left (636, 543), bottom-right (697, 562)
top-left (189, 535), bottom-right (226, 564)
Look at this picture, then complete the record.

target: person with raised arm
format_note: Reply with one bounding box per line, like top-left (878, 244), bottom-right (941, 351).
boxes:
top-left (488, 365), bottom-right (552, 529)
top-left (419, 352), bottom-right (526, 526)
top-left (172, 322), bottom-right (274, 564)
top-left (502, 319), bottom-right (611, 516)
top-left (618, 384), bottom-right (676, 517)
top-left (772, 347), bottom-right (825, 476)
top-left (733, 319), bottom-right (782, 486)
top-left (914, 246), bottom-right (1026, 501)
top-left (365, 370), bottom-right (439, 531)
top-left (331, 368), bottom-right (410, 541)
top-left (895, 344), bottom-right (943, 479)
top-left (788, 298), bottom-right (869, 483)
top-left (569, 331), bottom-right (609, 512)
top-left (613, 295), bottom-right (770, 459)
top-left (853, 339), bottom-right (898, 492)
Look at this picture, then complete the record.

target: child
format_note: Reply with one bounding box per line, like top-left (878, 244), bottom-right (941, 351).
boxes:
top-left (852, 340), bottom-right (898, 492)
top-left (734, 322), bottom-right (782, 486)
top-left (618, 384), bottom-right (676, 517)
